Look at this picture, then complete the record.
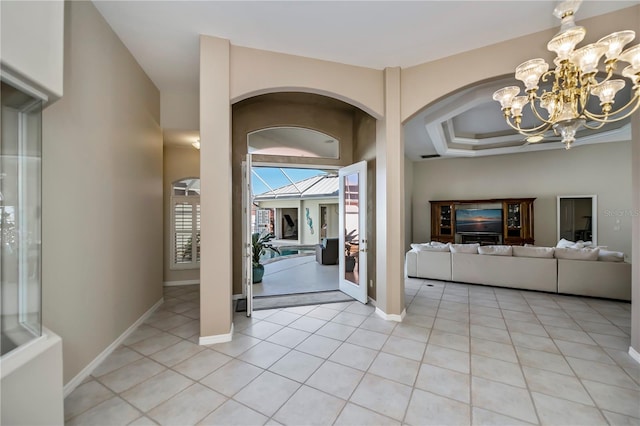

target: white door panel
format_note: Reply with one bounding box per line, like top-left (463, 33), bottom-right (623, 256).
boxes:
top-left (339, 161), bottom-right (367, 304)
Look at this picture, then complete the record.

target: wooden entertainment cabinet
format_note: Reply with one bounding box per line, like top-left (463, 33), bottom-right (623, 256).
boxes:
top-left (430, 198), bottom-right (535, 246)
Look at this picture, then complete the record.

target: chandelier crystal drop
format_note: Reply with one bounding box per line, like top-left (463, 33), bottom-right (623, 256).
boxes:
top-left (493, 0), bottom-right (640, 149)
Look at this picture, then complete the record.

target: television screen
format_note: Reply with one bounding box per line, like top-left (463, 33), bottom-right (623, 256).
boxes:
top-left (455, 209), bottom-right (503, 234)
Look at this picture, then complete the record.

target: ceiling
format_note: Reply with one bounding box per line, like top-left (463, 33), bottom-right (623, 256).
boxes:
top-left (93, 1), bottom-right (638, 158)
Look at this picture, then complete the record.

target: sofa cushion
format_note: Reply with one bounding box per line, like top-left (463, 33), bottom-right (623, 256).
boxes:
top-left (450, 243), bottom-right (479, 254)
top-left (598, 250), bottom-right (625, 262)
top-left (478, 245), bottom-right (512, 256)
top-left (513, 246), bottom-right (555, 258)
top-left (412, 244), bottom-right (450, 252)
top-left (554, 247), bottom-right (600, 261)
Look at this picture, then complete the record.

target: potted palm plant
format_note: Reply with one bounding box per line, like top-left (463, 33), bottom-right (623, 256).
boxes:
top-left (252, 231), bottom-right (279, 283)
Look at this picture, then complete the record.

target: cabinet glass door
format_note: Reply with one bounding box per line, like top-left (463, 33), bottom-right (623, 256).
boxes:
top-left (440, 205), bottom-right (452, 235)
top-left (506, 203), bottom-right (522, 238)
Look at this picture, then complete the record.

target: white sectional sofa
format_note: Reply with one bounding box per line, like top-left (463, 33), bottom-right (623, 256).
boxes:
top-left (406, 243), bottom-right (631, 301)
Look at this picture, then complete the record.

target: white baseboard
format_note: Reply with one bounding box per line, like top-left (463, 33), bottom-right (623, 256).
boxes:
top-left (63, 297), bottom-right (164, 397)
top-left (367, 296), bottom-right (377, 307)
top-left (375, 307), bottom-right (406, 322)
top-left (233, 294), bottom-right (244, 301)
top-left (199, 323), bottom-right (234, 346)
top-left (163, 280), bottom-right (199, 287)
top-left (629, 346), bottom-right (640, 364)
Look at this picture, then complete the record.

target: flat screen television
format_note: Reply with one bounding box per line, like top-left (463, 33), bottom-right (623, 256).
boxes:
top-left (455, 208), bottom-right (503, 234)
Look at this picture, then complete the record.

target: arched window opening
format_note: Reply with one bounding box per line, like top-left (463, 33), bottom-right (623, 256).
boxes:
top-left (248, 127), bottom-right (339, 159)
top-left (171, 178), bottom-right (200, 269)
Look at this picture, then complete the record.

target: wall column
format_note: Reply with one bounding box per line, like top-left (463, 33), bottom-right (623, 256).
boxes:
top-left (375, 67), bottom-right (405, 320)
top-left (199, 36), bottom-right (233, 343)
top-left (631, 102), bottom-right (640, 361)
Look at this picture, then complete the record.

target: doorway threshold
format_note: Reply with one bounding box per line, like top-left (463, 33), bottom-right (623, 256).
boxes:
top-left (236, 290), bottom-right (355, 312)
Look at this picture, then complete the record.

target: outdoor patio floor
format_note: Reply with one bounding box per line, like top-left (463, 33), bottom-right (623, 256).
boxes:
top-left (253, 255), bottom-right (339, 297)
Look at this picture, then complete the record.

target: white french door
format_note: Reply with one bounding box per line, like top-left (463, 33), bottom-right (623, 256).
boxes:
top-left (242, 154), bottom-right (253, 316)
top-left (339, 161), bottom-right (368, 304)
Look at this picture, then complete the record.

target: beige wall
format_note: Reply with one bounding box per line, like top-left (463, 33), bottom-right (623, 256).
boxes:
top-left (230, 46), bottom-right (384, 119)
top-left (42, 1), bottom-right (163, 383)
top-left (0, 0), bottom-right (64, 100)
top-left (163, 145), bottom-right (200, 283)
top-left (199, 36), bottom-right (233, 340)
top-left (412, 142), bottom-right (633, 259)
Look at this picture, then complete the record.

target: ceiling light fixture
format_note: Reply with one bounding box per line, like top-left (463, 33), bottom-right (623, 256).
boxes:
top-left (493, 0), bottom-right (640, 149)
top-left (192, 139), bottom-right (200, 149)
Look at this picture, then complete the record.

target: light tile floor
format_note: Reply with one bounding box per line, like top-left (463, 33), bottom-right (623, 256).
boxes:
top-left (65, 279), bottom-right (640, 425)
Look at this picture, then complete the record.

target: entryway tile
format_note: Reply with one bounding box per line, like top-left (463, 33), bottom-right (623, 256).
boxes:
top-left (522, 366), bottom-right (593, 406)
top-left (146, 383), bottom-right (225, 425)
top-left (200, 359), bottom-right (263, 397)
top-left (471, 354), bottom-right (525, 388)
top-left (346, 328), bottom-right (389, 350)
top-left (334, 403), bottom-right (400, 426)
top-left (233, 371), bottom-right (300, 417)
top-left (273, 385), bottom-right (345, 426)
top-left (295, 334), bottom-right (341, 358)
top-left (210, 334), bottom-right (261, 357)
top-left (471, 407), bottom-right (534, 425)
top-left (423, 344), bottom-right (470, 374)
top-left (120, 369), bottom-right (193, 412)
top-left (381, 335), bottom-right (427, 361)
top-left (350, 373), bottom-right (412, 421)
top-left (531, 392), bottom-right (606, 426)
top-left (369, 352), bottom-right (420, 386)
top-left (581, 379), bottom-right (640, 418)
top-left (172, 349), bottom-right (232, 380)
top-left (149, 340), bottom-right (204, 367)
top-left (471, 377), bottom-right (538, 424)
top-left (415, 363), bottom-right (470, 404)
top-left (98, 358), bottom-right (166, 393)
top-left (64, 379), bottom-right (114, 421)
top-left (305, 361), bottom-right (364, 400)
top-left (329, 342), bottom-right (378, 371)
top-left (404, 388), bottom-right (470, 426)
top-left (237, 341), bottom-right (290, 369)
top-left (198, 399), bottom-right (268, 426)
top-left (66, 397), bottom-right (140, 426)
top-left (315, 322), bottom-right (356, 341)
top-left (268, 350), bottom-right (324, 382)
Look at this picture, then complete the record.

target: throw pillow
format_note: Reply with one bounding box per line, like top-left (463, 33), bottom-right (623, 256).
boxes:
top-left (419, 244), bottom-right (451, 252)
top-left (450, 243), bottom-right (480, 254)
top-left (410, 243), bottom-right (431, 251)
top-left (478, 245), bottom-right (513, 256)
top-left (556, 238), bottom-right (576, 248)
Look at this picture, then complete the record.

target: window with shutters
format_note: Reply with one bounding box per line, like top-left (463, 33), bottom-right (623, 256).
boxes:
top-left (171, 178), bottom-right (200, 269)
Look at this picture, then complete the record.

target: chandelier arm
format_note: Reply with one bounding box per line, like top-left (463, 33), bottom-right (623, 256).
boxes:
top-left (505, 117), bottom-right (553, 136)
top-left (582, 120), bottom-right (608, 130)
top-left (529, 99), bottom-right (556, 125)
top-left (583, 93), bottom-right (640, 122)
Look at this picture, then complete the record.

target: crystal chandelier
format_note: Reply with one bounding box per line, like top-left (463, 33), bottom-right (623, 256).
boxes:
top-left (493, 0), bottom-right (640, 149)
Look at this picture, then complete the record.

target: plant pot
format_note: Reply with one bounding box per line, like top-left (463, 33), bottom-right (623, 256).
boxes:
top-left (252, 264), bottom-right (265, 283)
